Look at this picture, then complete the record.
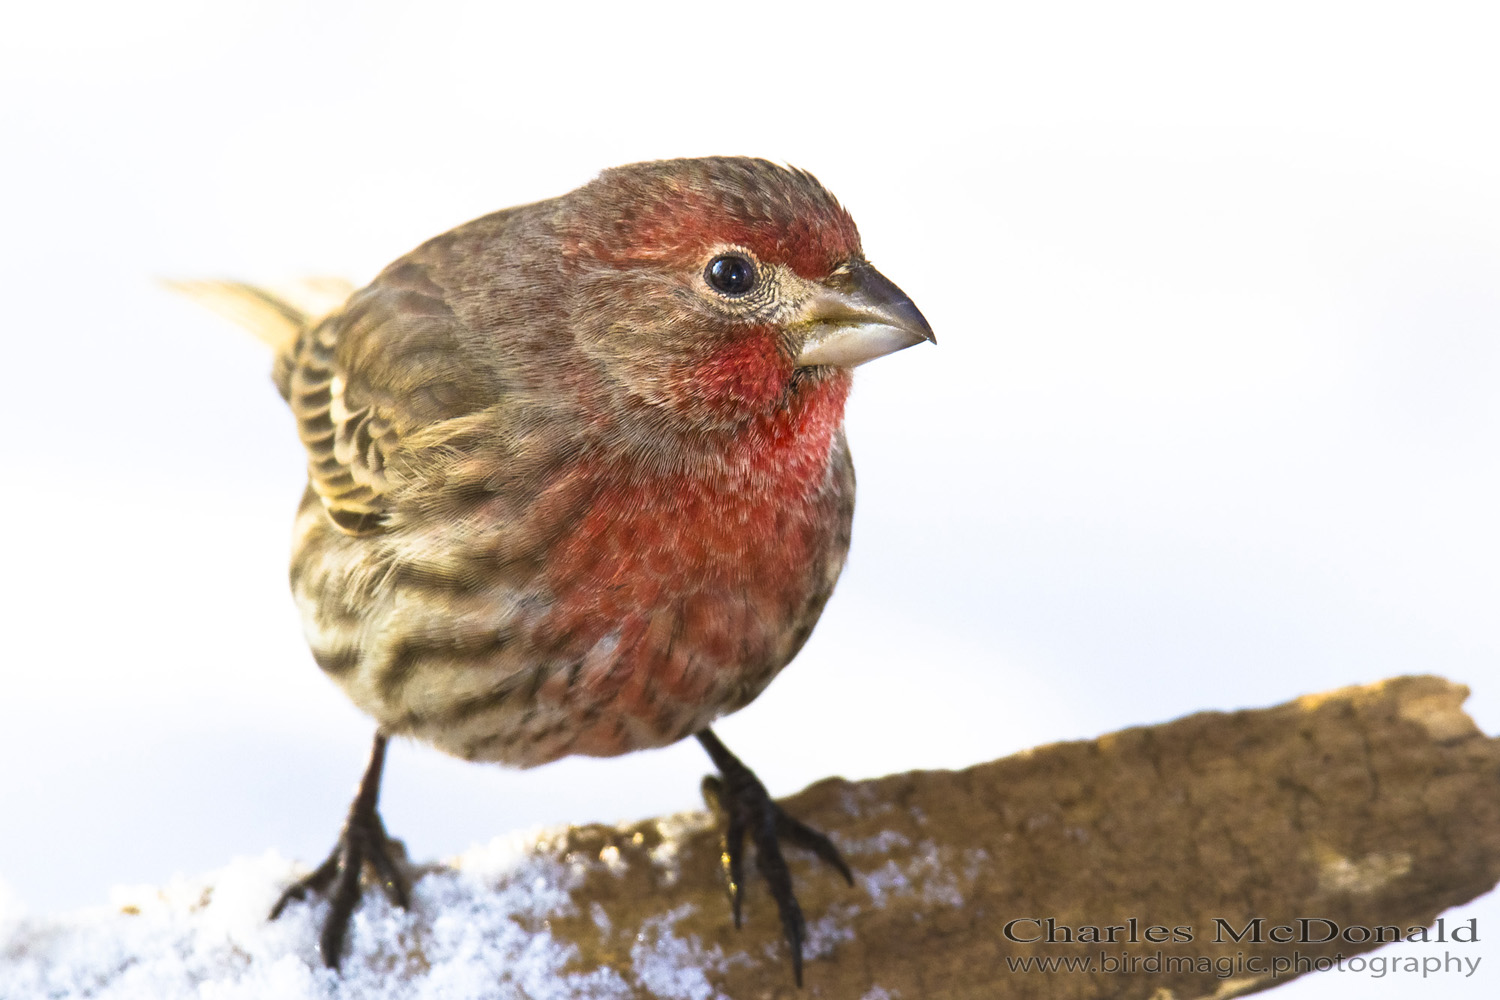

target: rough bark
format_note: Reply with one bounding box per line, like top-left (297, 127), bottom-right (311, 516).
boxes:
top-left (545, 675), bottom-right (1500, 998)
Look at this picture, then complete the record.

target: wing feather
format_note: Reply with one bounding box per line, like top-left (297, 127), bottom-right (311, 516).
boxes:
top-left (287, 265), bottom-right (487, 536)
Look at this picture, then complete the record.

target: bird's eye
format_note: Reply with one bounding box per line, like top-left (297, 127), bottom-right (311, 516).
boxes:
top-left (706, 255), bottom-right (757, 296)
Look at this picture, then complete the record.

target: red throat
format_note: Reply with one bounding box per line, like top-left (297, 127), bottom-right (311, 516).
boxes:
top-left (535, 368), bottom-right (853, 748)
top-left (554, 366), bottom-right (852, 592)
top-left (661, 327), bottom-right (795, 419)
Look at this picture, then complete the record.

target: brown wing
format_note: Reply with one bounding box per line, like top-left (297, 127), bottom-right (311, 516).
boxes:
top-left (287, 260), bottom-right (489, 536)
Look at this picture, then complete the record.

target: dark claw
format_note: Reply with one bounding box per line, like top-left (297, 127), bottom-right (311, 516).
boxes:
top-left (701, 774), bottom-right (751, 928)
top-left (776, 810), bottom-right (855, 887)
top-left (365, 812), bottom-right (411, 909)
top-left (697, 729), bottom-right (852, 987)
top-left (268, 853), bottom-right (338, 919)
top-left (270, 733), bottom-right (409, 970)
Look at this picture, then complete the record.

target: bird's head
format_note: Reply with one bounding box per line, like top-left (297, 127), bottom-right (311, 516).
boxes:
top-left (557, 157), bottom-right (934, 428)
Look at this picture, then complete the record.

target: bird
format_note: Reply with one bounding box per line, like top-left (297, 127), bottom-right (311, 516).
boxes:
top-left (173, 156), bottom-right (934, 985)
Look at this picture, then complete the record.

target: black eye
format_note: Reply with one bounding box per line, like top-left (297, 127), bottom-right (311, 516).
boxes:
top-left (706, 254), bottom-right (757, 296)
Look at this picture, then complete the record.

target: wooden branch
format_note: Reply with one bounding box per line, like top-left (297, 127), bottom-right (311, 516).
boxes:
top-left (542, 675), bottom-right (1500, 998)
top-left (6, 676), bottom-right (1497, 999)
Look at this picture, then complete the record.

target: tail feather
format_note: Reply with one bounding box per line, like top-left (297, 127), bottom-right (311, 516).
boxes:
top-left (163, 277), bottom-right (355, 353)
top-left (164, 277), bottom-right (355, 400)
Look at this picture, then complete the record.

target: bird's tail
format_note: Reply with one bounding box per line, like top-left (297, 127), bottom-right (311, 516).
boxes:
top-left (163, 277), bottom-right (354, 398)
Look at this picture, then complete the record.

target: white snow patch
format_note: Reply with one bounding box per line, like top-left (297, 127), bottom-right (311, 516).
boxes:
top-left (860, 860), bottom-right (914, 909)
top-left (0, 838), bottom-right (644, 1000)
top-left (629, 904), bottom-right (731, 1000)
top-left (836, 782), bottom-right (886, 817)
top-left (855, 840), bottom-right (971, 912)
top-left (959, 847), bottom-right (991, 883)
top-left (590, 901), bottom-right (612, 934)
top-left (802, 902), bottom-right (859, 959)
top-left (920, 875), bottom-right (965, 909)
top-left (0, 814), bottom-right (746, 1000)
top-left (832, 828), bottom-right (913, 857)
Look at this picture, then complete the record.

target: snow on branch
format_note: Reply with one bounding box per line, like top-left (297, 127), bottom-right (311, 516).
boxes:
top-left (4, 675), bottom-right (1498, 999)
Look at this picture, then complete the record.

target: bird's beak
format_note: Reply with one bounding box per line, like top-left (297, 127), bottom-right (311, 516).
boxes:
top-left (793, 261), bottom-right (936, 368)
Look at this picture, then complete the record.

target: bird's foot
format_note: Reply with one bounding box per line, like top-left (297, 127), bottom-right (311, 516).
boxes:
top-left (697, 730), bottom-right (853, 987)
top-left (269, 734), bottom-right (409, 969)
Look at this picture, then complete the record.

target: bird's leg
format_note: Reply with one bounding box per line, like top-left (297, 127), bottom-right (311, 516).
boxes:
top-left (269, 731), bottom-right (409, 969)
top-left (696, 728), bottom-right (853, 987)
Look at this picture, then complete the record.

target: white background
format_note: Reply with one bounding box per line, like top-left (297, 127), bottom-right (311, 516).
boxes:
top-left (1, 1), bottom-right (1496, 995)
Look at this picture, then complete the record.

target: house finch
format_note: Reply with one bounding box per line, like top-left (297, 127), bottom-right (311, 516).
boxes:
top-left (177, 157), bottom-right (933, 984)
